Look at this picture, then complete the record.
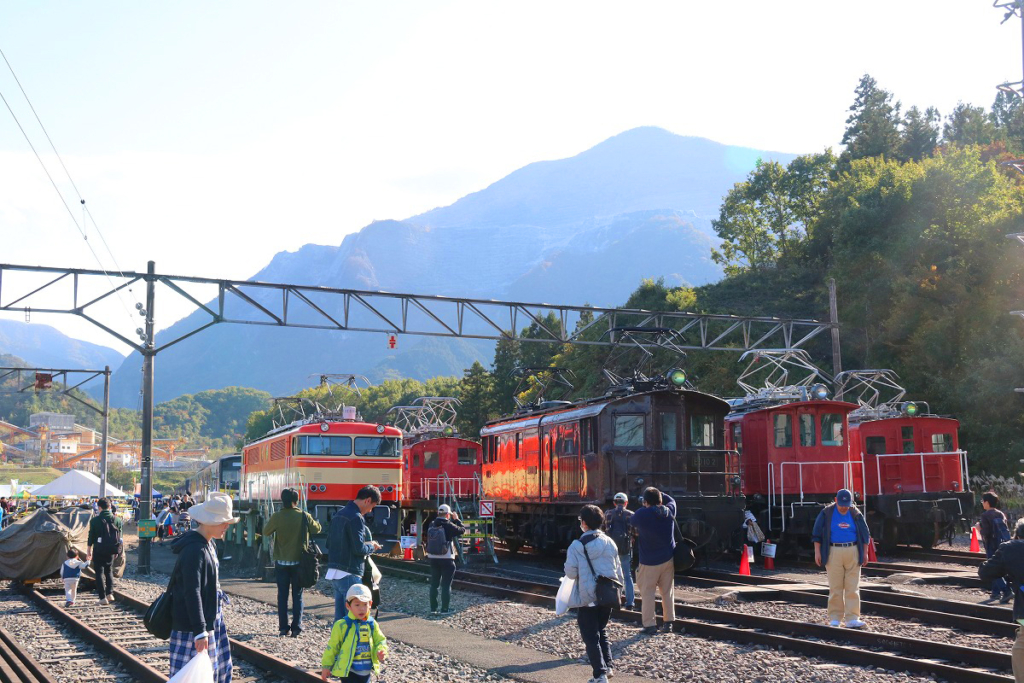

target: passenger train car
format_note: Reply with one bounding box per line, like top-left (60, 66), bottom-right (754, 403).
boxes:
top-left (480, 382), bottom-right (744, 555)
top-left (183, 454), bottom-right (242, 500)
top-left (238, 407), bottom-right (403, 534)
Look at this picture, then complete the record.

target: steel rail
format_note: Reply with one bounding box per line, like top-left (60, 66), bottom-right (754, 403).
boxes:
top-left (0, 626), bottom-right (58, 683)
top-left (783, 559), bottom-right (986, 588)
top-left (896, 547), bottom-right (987, 567)
top-left (25, 582), bottom-right (324, 683)
top-left (376, 558), bottom-right (1012, 681)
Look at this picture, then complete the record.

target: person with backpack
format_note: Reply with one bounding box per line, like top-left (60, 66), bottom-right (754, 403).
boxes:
top-left (980, 491), bottom-right (1013, 604)
top-left (564, 504), bottom-right (624, 683)
top-left (262, 488), bottom-right (322, 636)
top-left (630, 487), bottom-right (677, 634)
top-left (426, 504), bottom-right (466, 615)
top-left (87, 497), bottom-right (123, 604)
top-left (603, 492), bottom-right (635, 610)
top-left (979, 517), bottom-right (1024, 682)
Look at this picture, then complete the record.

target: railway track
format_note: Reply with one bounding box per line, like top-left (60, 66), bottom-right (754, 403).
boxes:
top-left (895, 547), bottom-right (987, 567)
top-left (10, 580), bottom-right (324, 683)
top-left (375, 556), bottom-right (1012, 683)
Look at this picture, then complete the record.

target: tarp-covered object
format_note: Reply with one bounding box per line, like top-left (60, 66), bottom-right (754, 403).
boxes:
top-left (0, 507), bottom-right (91, 580)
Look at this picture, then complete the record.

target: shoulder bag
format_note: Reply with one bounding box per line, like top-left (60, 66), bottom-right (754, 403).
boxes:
top-left (144, 555), bottom-right (181, 640)
top-left (299, 511), bottom-right (322, 588)
top-left (580, 534), bottom-right (623, 608)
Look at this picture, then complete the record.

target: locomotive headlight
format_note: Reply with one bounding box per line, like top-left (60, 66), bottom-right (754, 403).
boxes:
top-left (635, 477), bottom-right (645, 486)
top-left (811, 383), bottom-right (829, 400)
top-left (376, 424), bottom-right (385, 434)
top-left (666, 368), bottom-right (687, 387)
top-left (901, 401), bottom-right (920, 417)
top-left (320, 422), bottom-right (330, 432)
top-left (732, 476), bottom-right (741, 487)
top-left (443, 426), bottom-right (454, 437)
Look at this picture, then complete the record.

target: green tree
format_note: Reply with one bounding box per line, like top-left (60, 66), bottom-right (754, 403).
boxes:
top-left (901, 106), bottom-right (940, 161)
top-left (456, 362), bottom-right (494, 437)
top-left (943, 102), bottom-right (999, 146)
top-left (839, 74), bottom-right (903, 167)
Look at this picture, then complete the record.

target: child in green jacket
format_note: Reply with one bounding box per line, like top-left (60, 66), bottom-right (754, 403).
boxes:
top-left (321, 584), bottom-right (388, 682)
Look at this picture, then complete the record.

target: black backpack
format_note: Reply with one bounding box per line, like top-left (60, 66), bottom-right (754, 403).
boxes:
top-left (995, 515), bottom-right (1012, 544)
top-left (426, 522), bottom-right (450, 555)
top-left (606, 509), bottom-right (632, 555)
top-left (95, 516), bottom-right (122, 555)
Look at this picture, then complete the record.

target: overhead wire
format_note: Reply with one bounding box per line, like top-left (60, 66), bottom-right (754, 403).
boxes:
top-left (0, 46), bottom-right (142, 329)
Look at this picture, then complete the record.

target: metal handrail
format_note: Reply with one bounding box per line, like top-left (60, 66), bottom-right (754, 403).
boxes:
top-left (869, 450), bottom-right (968, 495)
top-left (769, 459), bottom-right (866, 533)
top-left (624, 448), bottom-right (740, 497)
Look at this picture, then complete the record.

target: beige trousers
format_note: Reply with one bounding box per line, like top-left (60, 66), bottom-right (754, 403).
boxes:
top-left (1013, 624), bottom-right (1024, 683)
top-left (825, 544), bottom-right (861, 622)
top-left (637, 559), bottom-right (675, 628)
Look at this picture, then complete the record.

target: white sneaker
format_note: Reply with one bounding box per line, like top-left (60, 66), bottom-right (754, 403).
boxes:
top-left (829, 619), bottom-right (840, 627)
top-left (589, 676), bottom-right (609, 683)
top-left (846, 619), bottom-right (866, 628)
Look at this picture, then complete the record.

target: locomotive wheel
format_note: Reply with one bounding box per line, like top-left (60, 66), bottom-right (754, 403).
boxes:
top-left (878, 518), bottom-right (899, 553)
top-left (503, 539), bottom-right (521, 555)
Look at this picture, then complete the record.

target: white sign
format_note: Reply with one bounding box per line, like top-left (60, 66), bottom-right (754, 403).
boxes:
top-left (761, 542), bottom-right (777, 558)
top-left (410, 524), bottom-right (417, 535)
top-left (400, 535), bottom-right (417, 549)
top-left (479, 500), bottom-right (494, 518)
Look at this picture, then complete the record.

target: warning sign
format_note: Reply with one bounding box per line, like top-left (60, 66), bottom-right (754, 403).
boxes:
top-left (400, 536), bottom-right (417, 549)
top-left (479, 500), bottom-right (494, 518)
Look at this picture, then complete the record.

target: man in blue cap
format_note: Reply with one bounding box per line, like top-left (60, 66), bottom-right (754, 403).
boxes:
top-left (811, 488), bottom-right (871, 628)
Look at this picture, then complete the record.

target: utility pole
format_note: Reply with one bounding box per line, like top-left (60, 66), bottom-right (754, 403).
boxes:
top-left (828, 278), bottom-right (843, 399)
top-left (99, 365), bottom-right (110, 497)
top-left (138, 261), bottom-right (156, 575)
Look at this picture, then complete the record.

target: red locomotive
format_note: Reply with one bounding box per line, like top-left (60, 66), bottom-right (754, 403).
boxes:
top-left (839, 370), bottom-right (972, 549)
top-left (387, 398), bottom-right (482, 505)
top-left (725, 351), bottom-right (861, 547)
top-left (480, 364), bottom-right (744, 556)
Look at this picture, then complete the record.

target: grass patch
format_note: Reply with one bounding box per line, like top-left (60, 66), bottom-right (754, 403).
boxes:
top-left (0, 465), bottom-right (64, 485)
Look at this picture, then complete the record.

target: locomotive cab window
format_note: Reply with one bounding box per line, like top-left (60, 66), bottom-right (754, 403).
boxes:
top-left (457, 448), bottom-right (476, 465)
top-left (690, 414), bottom-right (715, 448)
top-left (659, 413), bottom-right (678, 450)
top-left (423, 451), bottom-right (440, 469)
top-left (354, 436), bottom-right (401, 457)
top-left (799, 414), bottom-right (816, 447)
top-left (931, 433), bottom-right (953, 453)
top-left (298, 435), bottom-right (352, 456)
top-left (774, 414), bottom-right (792, 448)
top-left (614, 415), bottom-right (644, 448)
top-left (820, 414), bottom-right (844, 447)
top-left (731, 422), bottom-right (743, 455)
top-left (865, 436), bottom-right (887, 455)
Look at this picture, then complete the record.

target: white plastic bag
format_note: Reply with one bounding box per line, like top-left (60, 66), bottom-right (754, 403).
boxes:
top-left (167, 650), bottom-right (214, 683)
top-left (555, 576), bottom-right (575, 616)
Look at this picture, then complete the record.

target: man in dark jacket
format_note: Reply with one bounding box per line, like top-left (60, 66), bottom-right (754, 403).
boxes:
top-left (811, 489), bottom-right (871, 628)
top-left (980, 491), bottom-right (1013, 604)
top-left (979, 517), bottom-right (1024, 682)
top-left (262, 488), bottom-right (322, 636)
top-left (86, 497), bottom-right (123, 604)
top-left (604, 492), bottom-right (635, 609)
top-left (630, 487), bottom-right (676, 634)
top-left (326, 486), bottom-right (382, 623)
top-left (425, 503), bottom-right (466, 615)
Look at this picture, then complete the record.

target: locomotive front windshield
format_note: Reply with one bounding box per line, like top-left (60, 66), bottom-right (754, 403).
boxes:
top-left (294, 435), bottom-right (401, 456)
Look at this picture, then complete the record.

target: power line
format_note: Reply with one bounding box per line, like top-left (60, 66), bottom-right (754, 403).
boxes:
top-left (0, 47), bottom-right (140, 323)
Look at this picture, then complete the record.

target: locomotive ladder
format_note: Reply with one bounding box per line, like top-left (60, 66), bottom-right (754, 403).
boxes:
top-left (436, 472), bottom-right (496, 565)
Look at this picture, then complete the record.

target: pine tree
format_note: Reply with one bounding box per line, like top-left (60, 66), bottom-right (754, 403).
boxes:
top-left (901, 106), bottom-right (940, 161)
top-left (943, 102), bottom-right (999, 146)
top-left (456, 362), bottom-right (494, 437)
top-left (839, 75), bottom-right (903, 167)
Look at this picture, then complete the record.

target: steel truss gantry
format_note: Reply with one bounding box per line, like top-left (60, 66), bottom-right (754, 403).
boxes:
top-left (0, 261), bottom-right (838, 573)
top-left (0, 263), bottom-right (833, 352)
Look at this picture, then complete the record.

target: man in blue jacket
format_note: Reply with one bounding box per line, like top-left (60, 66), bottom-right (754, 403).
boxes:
top-left (630, 487), bottom-right (676, 634)
top-left (811, 489), bottom-right (871, 628)
top-left (326, 486), bottom-right (382, 623)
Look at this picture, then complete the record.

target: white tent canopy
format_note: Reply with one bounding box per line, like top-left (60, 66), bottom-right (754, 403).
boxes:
top-left (30, 470), bottom-right (127, 498)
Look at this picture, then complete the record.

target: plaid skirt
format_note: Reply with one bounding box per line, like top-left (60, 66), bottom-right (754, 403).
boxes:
top-left (169, 613), bottom-right (231, 683)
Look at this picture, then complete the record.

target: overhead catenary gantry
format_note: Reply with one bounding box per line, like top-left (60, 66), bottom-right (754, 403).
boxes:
top-left (0, 261), bottom-right (839, 572)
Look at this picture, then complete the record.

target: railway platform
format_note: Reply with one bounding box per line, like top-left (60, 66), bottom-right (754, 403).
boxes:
top-left (138, 540), bottom-right (649, 683)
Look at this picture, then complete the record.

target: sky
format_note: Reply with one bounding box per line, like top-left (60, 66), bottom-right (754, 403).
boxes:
top-left (1, 0), bottom-right (1023, 355)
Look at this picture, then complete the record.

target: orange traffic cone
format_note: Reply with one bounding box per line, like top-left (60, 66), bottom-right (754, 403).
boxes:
top-left (970, 526), bottom-right (981, 553)
top-left (763, 540), bottom-right (775, 570)
top-left (866, 538), bottom-right (877, 563)
top-left (739, 544), bottom-right (751, 575)
top-left (403, 546), bottom-right (413, 560)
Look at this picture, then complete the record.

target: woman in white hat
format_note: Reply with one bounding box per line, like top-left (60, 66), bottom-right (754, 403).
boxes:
top-left (168, 492), bottom-right (239, 683)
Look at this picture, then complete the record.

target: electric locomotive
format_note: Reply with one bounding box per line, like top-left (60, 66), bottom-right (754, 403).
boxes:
top-left (238, 404), bottom-right (403, 536)
top-left (480, 367), bottom-right (744, 556)
top-left (838, 370), bottom-right (972, 549)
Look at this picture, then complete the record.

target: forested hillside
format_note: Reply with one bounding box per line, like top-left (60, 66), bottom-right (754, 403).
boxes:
top-left (246, 76), bottom-right (1024, 476)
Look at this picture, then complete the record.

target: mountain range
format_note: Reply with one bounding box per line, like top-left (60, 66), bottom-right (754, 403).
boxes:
top-left (90, 127), bottom-right (796, 406)
top-left (0, 320), bottom-right (124, 372)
